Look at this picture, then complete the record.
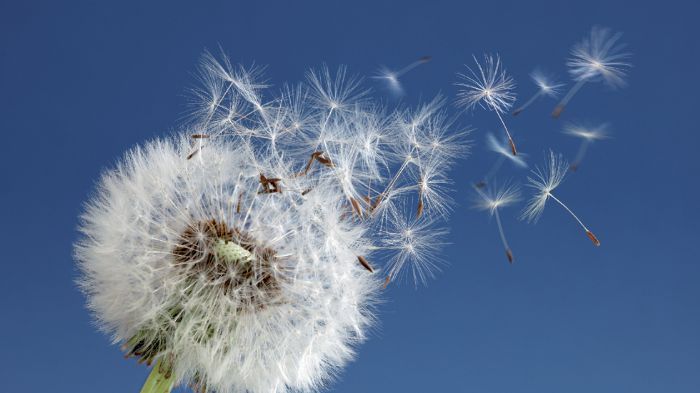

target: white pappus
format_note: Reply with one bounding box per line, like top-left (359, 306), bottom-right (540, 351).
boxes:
top-left (456, 54), bottom-right (518, 155)
top-left (520, 151), bottom-right (600, 246)
top-left (552, 26), bottom-right (632, 118)
top-left (512, 69), bottom-right (564, 116)
top-left (75, 51), bottom-right (468, 393)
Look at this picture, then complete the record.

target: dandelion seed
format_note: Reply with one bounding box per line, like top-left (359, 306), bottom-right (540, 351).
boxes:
top-left (369, 96), bottom-right (468, 221)
top-left (520, 151), bottom-right (600, 246)
top-left (456, 54), bottom-right (518, 155)
top-left (307, 64), bottom-right (368, 116)
top-left (299, 151), bottom-right (333, 176)
top-left (512, 69), bottom-right (564, 116)
top-left (373, 55), bottom-right (432, 97)
top-left (562, 122), bottom-right (609, 171)
top-left (357, 255), bottom-right (374, 273)
top-left (477, 132), bottom-right (528, 188)
top-left (553, 26), bottom-right (631, 118)
top-left (472, 181), bottom-right (521, 263)
top-left (381, 214), bottom-right (448, 286)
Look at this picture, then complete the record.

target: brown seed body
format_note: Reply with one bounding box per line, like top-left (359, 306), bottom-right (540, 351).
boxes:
top-left (552, 105), bottom-right (564, 119)
top-left (357, 255), bottom-right (374, 273)
top-left (586, 230), bottom-right (601, 246)
top-left (506, 249), bottom-right (514, 263)
top-left (508, 138), bottom-right (517, 156)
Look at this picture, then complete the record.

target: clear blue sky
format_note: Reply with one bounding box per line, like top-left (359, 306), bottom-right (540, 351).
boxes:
top-left (1, 1), bottom-right (698, 392)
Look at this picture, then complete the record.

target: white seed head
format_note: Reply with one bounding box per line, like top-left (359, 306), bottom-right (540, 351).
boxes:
top-left (520, 151), bottom-right (569, 223)
top-left (473, 181), bottom-right (521, 215)
top-left (380, 213), bottom-right (448, 286)
top-left (562, 122), bottom-right (610, 141)
top-left (75, 135), bottom-right (379, 393)
top-left (456, 54), bottom-right (516, 113)
top-left (567, 26), bottom-right (632, 87)
top-left (75, 52), bottom-right (465, 392)
top-left (485, 132), bottom-right (527, 168)
top-left (530, 69), bottom-right (564, 97)
top-left (372, 66), bottom-right (404, 96)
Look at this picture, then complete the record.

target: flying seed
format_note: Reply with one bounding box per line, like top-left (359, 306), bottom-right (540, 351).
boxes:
top-left (586, 230), bottom-right (601, 246)
top-left (357, 256), bottom-right (374, 273)
top-left (506, 249), bottom-right (513, 263)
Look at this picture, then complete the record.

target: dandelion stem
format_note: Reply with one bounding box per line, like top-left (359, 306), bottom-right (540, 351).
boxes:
top-left (373, 149), bottom-right (414, 213)
top-left (396, 56), bottom-right (431, 76)
top-left (494, 110), bottom-right (517, 155)
top-left (139, 358), bottom-right (175, 393)
top-left (548, 192), bottom-right (600, 246)
top-left (494, 208), bottom-right (513, 263)
top-left (571, 140), bottom-right (590, 171)
top-left (552, 80), bottom-right (586, 118)
top-left (512, 91), bottom-right (542, 116)
top-left (481, 156), bottom-right (505, 185)
top-left (548, 193), bottom-right (586, 230)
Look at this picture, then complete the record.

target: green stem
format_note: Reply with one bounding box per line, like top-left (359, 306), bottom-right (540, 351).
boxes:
top-left (140, 358), bottom-right (175, 393)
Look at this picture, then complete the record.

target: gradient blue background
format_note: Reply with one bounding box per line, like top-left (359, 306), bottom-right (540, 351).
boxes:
top-left (1, 1), bottom-right (698, 392)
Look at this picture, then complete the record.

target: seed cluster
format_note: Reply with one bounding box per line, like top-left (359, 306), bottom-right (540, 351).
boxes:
top-left (172, 219), bottom-right (280, 307)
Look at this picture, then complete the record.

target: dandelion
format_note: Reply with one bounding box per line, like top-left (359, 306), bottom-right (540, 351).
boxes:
top-left (476, 132), bottom-right (527, 188)
top-left (373, 55), bottom-right (432, 97)
top-left (552, 26), bottom-right (631, 118)
top-left (512, 69), bottom-right (564, 116)
top-left (521, 151), bottom-right (600, 246)
top-left (76, 136), bottom-right (377, 393)
top-left (380, 213), bottom-right (448, 285)
top-left (472, 182), bottom-right (521, 263)
top-left (75, 52), bottom-right (465, 393)
top-left (562, 122), bottom-right (609, 171)
top-left (456, 54), bottom-right (518, 155)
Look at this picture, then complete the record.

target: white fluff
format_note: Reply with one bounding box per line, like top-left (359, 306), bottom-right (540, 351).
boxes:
top-left (76, 135), bottom-right (377, 393)
top-left (75, 52), bottom-right (466, 393)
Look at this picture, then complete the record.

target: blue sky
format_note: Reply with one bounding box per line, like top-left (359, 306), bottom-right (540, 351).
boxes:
top-left (1, 1), bottom-right (698, 392)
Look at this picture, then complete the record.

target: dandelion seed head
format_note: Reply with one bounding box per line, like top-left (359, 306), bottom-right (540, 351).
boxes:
top-left (485, 133), bottom-right (527, 168)
top-left (520, 151), bottom-right (569, 222)
top-left (530, 69), bottom-right (564, 97)
top-left (307, 65), bottom-right (368, 114)
top-left (455, 54), bottom-right (516, 113)
top-left (381, 214), bottom-right (447, 286)
top-left (473, 181), bottom-right (521, 215)
top-left (76, 135), bottom-right (379, 393)
top-left (373, 66), bottom-right (404, 96)
top-left (563, 122), bottom-right (610, 141)
top-left (567, 26), bottom-right (632, 87)
top-left (76, 52), bottom-right (465, 392)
